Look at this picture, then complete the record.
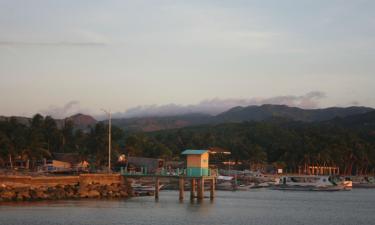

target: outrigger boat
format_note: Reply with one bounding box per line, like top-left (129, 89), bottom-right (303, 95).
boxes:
top-left (216, 175), bottom-right (235, 191)
top-left (351, 176), bottom-right (375, 188)
top-left (131, 182), bottom-right (164, 195)
top-left (274, 175), bottom-right (352, 191)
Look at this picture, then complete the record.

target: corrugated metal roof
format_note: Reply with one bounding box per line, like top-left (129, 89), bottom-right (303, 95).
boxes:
top-left (181, 150), bottom-right (208, 155)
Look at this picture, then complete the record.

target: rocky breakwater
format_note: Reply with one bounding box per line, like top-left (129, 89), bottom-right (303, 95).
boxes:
top-left (0, 183), bottom-right (80, 201)
top-left (78, 182), bottom-right (130, 198)
top-left (0, 174), bottom-right (133, 202)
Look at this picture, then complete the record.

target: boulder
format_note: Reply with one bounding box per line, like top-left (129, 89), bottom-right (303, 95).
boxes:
top-left (120, 191), bottom-right (128, 198)
top-left (79, 188), bottom-right (89, 198)
top-left (30, 188), bottom-right (49, 200)
top-left (1, 191), bottom-right (16, 201)
top-left (53, 187), bottom-right (67, 199)
top-left (16, 191), bottom-right (31, 201)
top-left (86, 190), bottom-right (100, 198)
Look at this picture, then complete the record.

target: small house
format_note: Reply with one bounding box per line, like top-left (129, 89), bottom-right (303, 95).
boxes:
top-left (181, 149), bottom-right (209, 177)
top-left (44, 159), bottom-right (72, 172)
top-left (127, 156), bottom-right (164, 173)
top-left (52, 153), bottom-right (89, 172)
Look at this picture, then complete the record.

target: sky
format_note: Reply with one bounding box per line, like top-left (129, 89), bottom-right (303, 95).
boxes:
top-left (0, 0), bottom-right (374, 118)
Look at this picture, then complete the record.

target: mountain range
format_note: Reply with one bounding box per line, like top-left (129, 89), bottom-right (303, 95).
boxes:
top-left (1, 105), bottom-right (374, 132)
top-left (108, 105), bottom-right (374, 131)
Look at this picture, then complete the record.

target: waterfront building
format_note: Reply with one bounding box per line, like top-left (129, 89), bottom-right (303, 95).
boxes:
top-left (181, 149), bottom-right (209, 177)
top-left (127, 156), bottom-right (164, 173)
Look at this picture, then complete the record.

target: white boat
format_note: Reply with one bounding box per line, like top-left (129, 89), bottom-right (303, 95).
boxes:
top-left (216, 176), bottom-right (234, 191)
top-left (274, 175), bottom-right (351, 191)
top-left (253, 182), bottom-right (271, 188)
top-left (352, 176), bottom-right (375, 188)
top-left (234, 183), bottom-right (255, 191)
top-left (217, 175), bottom-right (234, 181)
top-left (131, 183), bottom-right (164, 193)
top-left (216, 181), bottom-right (234, 191)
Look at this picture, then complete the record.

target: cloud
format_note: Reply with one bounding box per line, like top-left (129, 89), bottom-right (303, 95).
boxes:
top-left (260, 91), bottom-right (326, 109)
top-left (0, 41), bottom-right (107, 47)
top-left (348, 101), bottom-right (360, 106)
top-left (37, 92), bottom-right (326, 119)
top-left (39, 101), bottom-right (90, 119)
top-left (113, 91), bottom-right (327, 118)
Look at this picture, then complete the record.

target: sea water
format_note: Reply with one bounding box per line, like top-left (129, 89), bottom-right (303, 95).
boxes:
top-left (1, 189), bottom-right (374, 225)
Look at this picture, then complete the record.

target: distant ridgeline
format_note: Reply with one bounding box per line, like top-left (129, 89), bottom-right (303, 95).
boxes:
top-left (1, 105), bottom-right (373, 132)
top-left (109, 104), bottom-right (374, 132)
top-left (0, 105), bottom-right (375, 175)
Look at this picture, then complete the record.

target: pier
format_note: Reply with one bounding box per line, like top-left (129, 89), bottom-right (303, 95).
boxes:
top-left (121, 149), bottom-right (217, 200)
top-left (120, 167), bottom-right (216, 200)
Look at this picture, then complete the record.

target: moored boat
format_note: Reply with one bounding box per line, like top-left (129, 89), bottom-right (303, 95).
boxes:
top-left (274, 175), bottom-right (351, 191)
top-left (216, 176), bottom-right (235, 190)
top-left (351, 176), bottom-right (375, 188)
top-left (131, 182), bottom-right (164, 195)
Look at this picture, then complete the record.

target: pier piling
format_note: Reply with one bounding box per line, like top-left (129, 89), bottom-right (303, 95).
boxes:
top-left (210, 178), bottom-right (215, 199)
top-left (179, 177), bottom-right (184, 200)
top-left (197, 178), bottom-right (205, 200)
top-left (155, 177), bottom-right (160, 199)
top-left (190, 179), bottom-right (196, 200)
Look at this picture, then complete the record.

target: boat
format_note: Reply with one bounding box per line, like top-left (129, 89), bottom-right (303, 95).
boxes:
top-left (352, 176), bottom-right (375, 188)
top-left (273, 175), bottom-right (351, 191)
top-left (234, 183), bottom-right (255, 191)
top-left (216, 176), bottom-right (235, 190)
top-left (131, 182), bottom-right (164, 195)
top-left (216, 175), bottom-right (257, 191)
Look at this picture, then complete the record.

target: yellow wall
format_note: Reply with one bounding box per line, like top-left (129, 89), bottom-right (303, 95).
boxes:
top-left (52, 160), bottom-right (71, 168)
top-left (187, 153), bottom-right (209, 168)
top-left (201, 152), bottom-right (208, 168)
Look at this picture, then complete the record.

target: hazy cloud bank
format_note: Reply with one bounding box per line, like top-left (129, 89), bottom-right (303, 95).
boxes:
top-left (113, 91), bottom-right (326, 118)
top-left (38, 92), bottom-right (326, 119)
top-left (39, 101), bottom-right (90, 119)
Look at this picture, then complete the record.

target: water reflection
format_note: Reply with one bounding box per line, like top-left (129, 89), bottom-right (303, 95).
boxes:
top-left (1, 189), bottom-right (375, 225)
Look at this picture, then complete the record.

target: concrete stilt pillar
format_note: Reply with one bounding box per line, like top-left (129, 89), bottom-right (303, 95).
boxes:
top-left (190, 179), bottom-right (196, 199)
top-left (155, 177), bottom-right (160, 199)
top-left (210, 178), bottom-right (215, 199)
top-left (179, 177), bottom-right (184, 200)
top-left (198, 178), bottom-right (205, 200)
top-left (197, 178), bottom-right (201, 199)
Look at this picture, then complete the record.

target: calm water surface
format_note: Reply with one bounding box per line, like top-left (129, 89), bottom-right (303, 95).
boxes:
top-left (1, 189), bottom-right (374, 225)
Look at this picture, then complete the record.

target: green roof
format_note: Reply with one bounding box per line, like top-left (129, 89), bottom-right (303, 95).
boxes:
top-left (181, 150), bottom-right (208, 155)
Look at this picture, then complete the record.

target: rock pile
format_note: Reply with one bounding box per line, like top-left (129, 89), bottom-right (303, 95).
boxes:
top-left (0, 182), bottom-right (132, 201)
top-left (79, 182), bottom-right (131, 198)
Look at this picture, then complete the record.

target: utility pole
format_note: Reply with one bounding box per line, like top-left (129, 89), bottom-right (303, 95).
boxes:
top-left (101, 109), bottom-right (112, 173)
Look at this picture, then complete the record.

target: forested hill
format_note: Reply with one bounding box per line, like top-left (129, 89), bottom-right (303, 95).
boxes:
top-left (141, 112), bottom-right (375, 174)
top-left (1, 105), bottom-right (373, 132)
top-left (1, 110), bottom-right (375, 174)
top-left (328, 110), bottom-right (375, 129)
top-left (110, 105), bottom-right (374, 132)
top-left (215, 105), bottom-right (374, 123)
top-left (110, 113), bottom-right (211, 132)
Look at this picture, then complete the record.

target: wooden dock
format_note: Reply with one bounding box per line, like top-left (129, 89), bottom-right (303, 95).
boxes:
top-left (121, 168), bottom-right (216, 200)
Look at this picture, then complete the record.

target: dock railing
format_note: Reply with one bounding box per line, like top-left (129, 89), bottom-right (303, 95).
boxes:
top-left (120, 167), bottom-right (218, 177)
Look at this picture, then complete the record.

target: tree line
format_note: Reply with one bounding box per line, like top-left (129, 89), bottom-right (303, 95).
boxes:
top-left (1, 114), bottom-right (375, 175)
top-left (0, 114), bottom-right (122, 169)
top-left (148, 119), bottom-right (375, 175)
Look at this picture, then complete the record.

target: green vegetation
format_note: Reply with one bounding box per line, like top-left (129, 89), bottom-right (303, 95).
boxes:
top-left (0, 114), bottom-right (125, 168)
top-left (149, 118), bottom-right (375, 175)
top-left (1, 112), bottom-right (375, 175)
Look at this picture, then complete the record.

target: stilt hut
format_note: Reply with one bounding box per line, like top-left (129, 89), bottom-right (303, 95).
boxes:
top-left (181, 150), bottom-right (209, 177)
